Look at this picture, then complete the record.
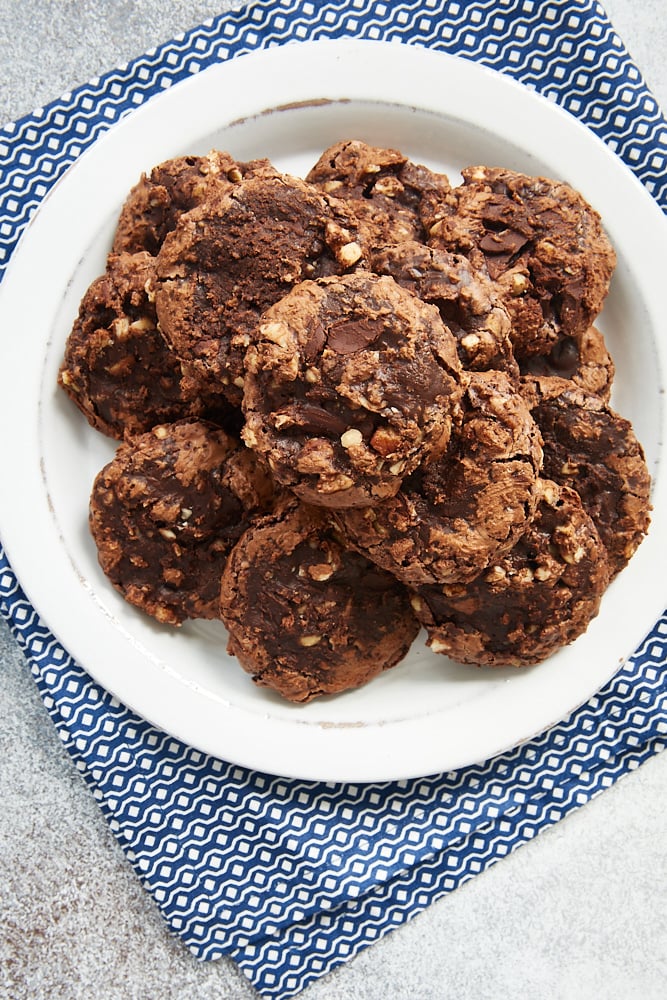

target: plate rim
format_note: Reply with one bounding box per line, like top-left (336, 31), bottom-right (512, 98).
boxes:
top-left (1, 38), bottom-right (666, 782)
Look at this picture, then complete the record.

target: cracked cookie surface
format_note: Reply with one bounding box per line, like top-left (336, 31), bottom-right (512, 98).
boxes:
top-left (307, 139), bottom-right (451, 251)
top-left (370, 240), bottom-right (518, 375)
top-left (111, 150), bottom-right (274, 256)
top-left (520, 325), bottom-right (615, 401)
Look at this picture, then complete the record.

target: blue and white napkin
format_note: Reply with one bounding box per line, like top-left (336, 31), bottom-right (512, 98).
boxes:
top-left (1, 3), bottom-right (666, 998)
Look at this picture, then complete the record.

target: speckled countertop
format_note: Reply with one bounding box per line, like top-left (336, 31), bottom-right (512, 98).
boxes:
top-left (1, 2), bottom-right (666, 998)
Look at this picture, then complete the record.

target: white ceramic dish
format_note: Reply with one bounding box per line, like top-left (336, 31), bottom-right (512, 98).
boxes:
top-left (0, 39), bottom-right (665, 783)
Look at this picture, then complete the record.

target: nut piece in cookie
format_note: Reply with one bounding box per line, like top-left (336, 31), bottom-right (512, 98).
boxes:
top-left (424, 166), bottom-right (616, 358)
top-left (153, 172), bottom-right (359, 405)
top-left (337, 370), bottom-right (543, 586)
top-left (242, 271), bottom-right (463, 508)
top-left (112, 150), bottom-right (275, 255)
top-left (89, 420), bottom-right (275, 625)
top-left (58, 251), bottom-right (234, 439)
top-left (413, 479), bottom-right (610, 667)
top-left (527, 378), bottom-right (651, 576)
top-left (307, 139), bottom-right (451, 250)
top-left (219, 497), bottom-right (419, 702)
top-left (370, 241), bottom-right (518, 376)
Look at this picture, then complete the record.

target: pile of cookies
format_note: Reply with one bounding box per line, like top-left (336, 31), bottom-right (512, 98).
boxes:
top-left (59, 140), bottom-right (652, 702)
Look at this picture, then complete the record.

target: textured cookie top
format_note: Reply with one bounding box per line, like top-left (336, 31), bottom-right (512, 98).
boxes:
top-left (424, 165), bottom-right (617, 357)
top-left (413, 478), bottom-right (611, 667)
top-left (58, 251), bottom-right (233, 438)
top-left (112, 150), bottom-right (275, 256)
top-left (307, 139), bottom-right (452, 250)
top-left (242, 270), bottom-right (463, 507)
top-left (370, 240), bottom-right (518, 375)
top-left (153, 171), bottom-right (361, 403)
top-left (527, 378), bottom-right (652, 575)
top-left (336, 369), bottom-right (543, 586)
top-left (220, 496), bottom-right (419, 702)
top-left (520, 325), bottom-right (615, 402)
top-left (89, 420), bottom-right (275, 625)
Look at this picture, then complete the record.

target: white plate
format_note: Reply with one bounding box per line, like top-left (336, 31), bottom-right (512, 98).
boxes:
top-left (0, 39), bottom-right (665, 783)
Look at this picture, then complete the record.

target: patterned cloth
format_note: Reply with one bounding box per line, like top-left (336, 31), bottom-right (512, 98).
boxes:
top-left (1, 3), bottom-right (666, 998)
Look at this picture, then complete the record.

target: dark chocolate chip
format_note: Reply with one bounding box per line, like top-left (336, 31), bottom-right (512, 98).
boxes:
top-left (326, 316), bottom-right (385, 353)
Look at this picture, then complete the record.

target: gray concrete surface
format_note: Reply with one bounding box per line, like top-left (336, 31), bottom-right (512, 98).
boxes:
top-left (1, 2), bottom-right (666, 998)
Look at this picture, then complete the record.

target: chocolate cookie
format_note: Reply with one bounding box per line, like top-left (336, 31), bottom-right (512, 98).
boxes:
top-left (336, 370), bottom-right (543, 586)
top-left (527, 379), bottom-right (651, 576)
top-left (153, 172), bottom-right (360, 405)
top-left (307, 139), bottom-right (451, 250)
top-left (520, 325), bottom-right (615, 401)
top-left (111, 150), bottom-right (274, 256)
top-left (58, 251), bottom-right (234, 439)
top-left (242, 271), bottom-right (463, 508)
top-left (89, 420), bottom-right (275, 625)
top-left (412, 479), bottom-right (610, 667)
top-left (370, 241), bottom-right (518, 375)
top-left (424, 166), bottom-right (616, 358)
top-left (219, 497), bottom-right (419, 702)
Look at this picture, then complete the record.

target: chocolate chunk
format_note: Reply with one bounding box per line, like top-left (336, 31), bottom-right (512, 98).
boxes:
top-left (544, 337), bottom-right (579, 375)
top-left (326, 316), bottom-right (386, 353)
top-left (479, 227), bottom-right (529, 257)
